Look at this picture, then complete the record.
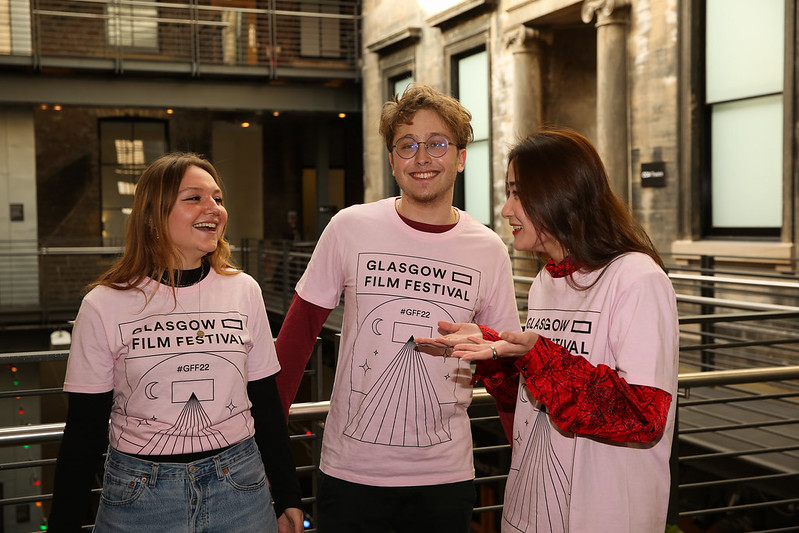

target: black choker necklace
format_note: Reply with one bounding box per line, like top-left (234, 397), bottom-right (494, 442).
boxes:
top-left (159, 262), bottom-right (208, 287)
top-left (158, 262), bottom-right (210, 338)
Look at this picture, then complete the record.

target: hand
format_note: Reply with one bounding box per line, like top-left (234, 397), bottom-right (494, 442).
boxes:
top-left (451, 330), bottom-right (540, 362)
top-left (278, 507), bottom-right (304, 533)
top-left (414, 321), bottom-right (482, 356)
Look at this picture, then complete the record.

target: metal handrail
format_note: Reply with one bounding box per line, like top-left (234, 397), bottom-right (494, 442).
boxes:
top-left (669, 272), bottom-right (799, 290)
top-left (679, 365), bottom-right (799, 388)
top-left (3, 365), bottom-right (799, 446)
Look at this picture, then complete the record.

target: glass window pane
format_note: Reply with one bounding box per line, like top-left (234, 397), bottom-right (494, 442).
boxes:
top-left (99, 119), bottom-right (166, 245)
top-left (393, 76), bottom-right (413, 99)
top-left (107, 5), bottom-right (158, 49)
top-left (134, 121), bottom-right (168, 161)
top-left (711, 95), bottom-right (782, 228)
top-left (1, 0), bottom-right (32, 55)
top-left (464, 140), bottom-right (490, 225)
top-left (458, 50), bottom-right (488, 139)
top-left (0, 3), bottom-right (9, 55)
top-left (706, 0), bottom-right (783, 103)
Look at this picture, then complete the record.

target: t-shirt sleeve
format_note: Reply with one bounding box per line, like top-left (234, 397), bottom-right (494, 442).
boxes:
top-left (609, 269), bottom-right (679, 394)
top-left (515, 336), bottom-right (671, 443)
top-left (244, 275), bottom-right (282, 381)
top-left (473, 241), bottom-right (522, 334)
top-left (63, 296), bottom-right (116, 393)
top-left (294, 219), bottom-right (345, 309)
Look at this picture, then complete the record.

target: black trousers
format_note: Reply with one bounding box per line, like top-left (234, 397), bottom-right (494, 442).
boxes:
top-left (316, 470), bottom-right (476, 533)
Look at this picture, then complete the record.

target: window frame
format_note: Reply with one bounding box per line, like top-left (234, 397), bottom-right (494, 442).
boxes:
top-left (681, 0), bottom-right (795, 242)
top-left (98, 118), bottom-right (168, 245)
top-left (379, 48), bottom-right (416, 198)
top-left (106, 3), bottom-right (159, 50)
top-left (444, 26), bottom-right (492, 227)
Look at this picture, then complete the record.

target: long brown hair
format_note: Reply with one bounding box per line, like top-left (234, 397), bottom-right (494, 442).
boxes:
top-left (94, 152), bottom-right (237, 293)
top-left (508, 127), bottom-right (664, 282)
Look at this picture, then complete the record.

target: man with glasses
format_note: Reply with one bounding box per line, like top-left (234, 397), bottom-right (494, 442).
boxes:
top-left (275, 84), bottom-right (520, 532)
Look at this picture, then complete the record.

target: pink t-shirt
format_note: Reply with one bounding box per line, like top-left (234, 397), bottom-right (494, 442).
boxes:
top-left (64, 269), bottom-right (280, 455)
top-left (503, 253), bottom-right (678, 533)
top-left (296, 197), bottom-right (521, 486)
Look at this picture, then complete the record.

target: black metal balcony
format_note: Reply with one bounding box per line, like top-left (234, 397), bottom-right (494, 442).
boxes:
top-left (0, 0), bottom-right (361, 80)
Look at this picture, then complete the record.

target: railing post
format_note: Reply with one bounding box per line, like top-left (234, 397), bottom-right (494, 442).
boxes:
top-left (267, 0), bottom-right (277, 79)
top-left (239, 237), bottom-right (249, 272)
top-left (30, 0), bottom-right (42, 70)
top-left (700, 255), bottom-right (716, 370)
top-left (190, 0), bottom-right (200, 76)
top-left (281, 240), bottom-right (291, 312)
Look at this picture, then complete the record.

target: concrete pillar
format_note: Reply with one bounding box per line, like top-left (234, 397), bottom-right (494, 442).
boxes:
top-left (582, 0), bottom-right (631, 202)
top-left (504, 26), bottom-right (552, 140)
top-left (0, 109), bottom-right (39, 306)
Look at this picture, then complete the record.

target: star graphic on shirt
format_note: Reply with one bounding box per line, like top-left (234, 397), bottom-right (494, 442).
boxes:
top-left (360, 361), bottom-right (371, 374)
top-left (373, 349), bottom-right (379, 357)
top-left (444, 373), bottom-right (451, 380)
top-left (227, 401), bottom-right (237, 414)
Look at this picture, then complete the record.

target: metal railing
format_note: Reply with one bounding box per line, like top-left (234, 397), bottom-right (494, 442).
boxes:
top-left (3, 242), bottom-right (799, 530)
top-left (666, 254), bottom-right (799, 376)
top-left (0, 0), bottom-right (361, 79)
top-left (0, 349), bottom-right (798, 532)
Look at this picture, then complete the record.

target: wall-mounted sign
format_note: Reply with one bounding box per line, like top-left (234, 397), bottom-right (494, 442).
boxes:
top-left (641, 162), bottom-right (666, 188)
top-left (10, 203), bottom-right (24, 221)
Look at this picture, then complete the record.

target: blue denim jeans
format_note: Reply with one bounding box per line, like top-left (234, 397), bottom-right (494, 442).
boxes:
top-left (93, 438), bottom-right (277, 533)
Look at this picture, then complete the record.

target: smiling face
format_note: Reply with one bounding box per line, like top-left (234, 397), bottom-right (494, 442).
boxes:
top-left (167, 165), bottom-right (228, 269)
top-left (389, 108), bottom-right (466, 210)
top-left (501, 163), bottom-right (565, 262)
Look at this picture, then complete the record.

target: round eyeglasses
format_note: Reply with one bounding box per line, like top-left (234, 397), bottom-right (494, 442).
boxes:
top-left (392, 135), bottom-right (453, 159)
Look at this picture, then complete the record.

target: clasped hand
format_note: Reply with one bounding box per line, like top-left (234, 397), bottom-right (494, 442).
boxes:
top-left (414, 321), bottom-right (538, 361)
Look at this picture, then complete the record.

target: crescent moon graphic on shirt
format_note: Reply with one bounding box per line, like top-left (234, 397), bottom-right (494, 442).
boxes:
top-left (144, 381), bottom-right (159, 400)
top-left (371, 318), bottom-right (383, 335)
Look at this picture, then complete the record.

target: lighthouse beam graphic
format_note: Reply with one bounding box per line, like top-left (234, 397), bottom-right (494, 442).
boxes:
top-left (138, 378), bottom-right (231, 455)
top-left (344, 337), bottom-right (452, 446)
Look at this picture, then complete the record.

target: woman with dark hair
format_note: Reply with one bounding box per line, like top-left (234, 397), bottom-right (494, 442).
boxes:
top-left (416, 128), bottom-right (678, 532)
top-left (48, 152), bottom-right (303, 532)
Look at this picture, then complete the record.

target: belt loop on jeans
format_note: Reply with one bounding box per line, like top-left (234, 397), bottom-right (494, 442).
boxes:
top-left (148, 463), bottom-right (159, 487)
top-left (214, 453), bottom-right (225, 481)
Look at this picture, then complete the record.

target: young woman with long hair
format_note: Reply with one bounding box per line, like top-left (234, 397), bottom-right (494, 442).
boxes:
top-left (48, 153), bottom-right (303, 533)
top-left (417, 128), bottom-right (678, 532)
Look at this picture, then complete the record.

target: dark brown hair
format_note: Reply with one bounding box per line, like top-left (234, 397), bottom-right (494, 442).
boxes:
top-left (508, 127), bottom-right (664, 280)
top-left (94, 152), bottom-right (237, 293)
top-left (379, 84), bottom-right (473, 151)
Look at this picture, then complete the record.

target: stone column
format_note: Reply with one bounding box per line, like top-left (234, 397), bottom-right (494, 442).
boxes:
top-left (582, 0), bottom-right (631, 202)
top-left (504, 26), bottom-right (552, 140)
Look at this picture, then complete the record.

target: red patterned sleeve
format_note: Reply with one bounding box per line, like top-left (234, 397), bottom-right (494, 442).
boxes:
top-left (472, 325), bottom-right (520, 407)
top-left (472, 325), bottom-right (521, 443)
top-left (516, 336), bottom-right (671, 443)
